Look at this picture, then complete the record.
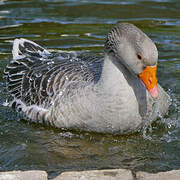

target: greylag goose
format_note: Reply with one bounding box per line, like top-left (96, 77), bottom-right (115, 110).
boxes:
top-left (4, 23), bottom-right (170, 134)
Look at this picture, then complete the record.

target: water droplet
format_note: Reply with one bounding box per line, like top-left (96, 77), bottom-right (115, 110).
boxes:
top-left (21, 143), bottom-right (27, 150)
top-left (142, 125), bottom-right (152, 141)
top-left (35, 73), bottom-right (42, 78)
top-left (47, 61), bottom-right (54, 65)
top-left (84, 33), bottom-right (91, 36)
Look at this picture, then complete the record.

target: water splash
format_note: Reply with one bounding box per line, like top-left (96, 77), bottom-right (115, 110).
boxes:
top-left (160, 89), bottom-right (179, 129)
top-left (142, 123), bottom-right (153, 141)
top-left (142, 100), bottom-right (158, 140)
top-left (142, 87), bottom-right (180, 143)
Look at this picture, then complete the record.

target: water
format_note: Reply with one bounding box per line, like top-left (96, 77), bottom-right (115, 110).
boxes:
top-left (0, 0), bottom-right (179, 178)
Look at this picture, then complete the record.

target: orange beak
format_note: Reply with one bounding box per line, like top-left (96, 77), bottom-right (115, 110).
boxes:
top-left (138, 65), bottom-right (158, 99)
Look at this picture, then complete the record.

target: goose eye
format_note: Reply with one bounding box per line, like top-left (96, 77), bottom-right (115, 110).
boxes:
top-left (137, 53), bottom-right (142, 60)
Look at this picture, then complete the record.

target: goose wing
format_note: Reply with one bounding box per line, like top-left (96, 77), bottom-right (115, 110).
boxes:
top-left (4, 39), bottom-right (103, 111)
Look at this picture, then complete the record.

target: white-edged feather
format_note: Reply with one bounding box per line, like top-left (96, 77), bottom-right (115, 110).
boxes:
top-left (12, 38), bottom-right (50, 60)
top-left (12, 39), bottom-right (24, 60)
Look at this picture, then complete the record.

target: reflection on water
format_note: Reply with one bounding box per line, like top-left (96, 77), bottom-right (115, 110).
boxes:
top-left (0, 0), bottom-right (179, 178)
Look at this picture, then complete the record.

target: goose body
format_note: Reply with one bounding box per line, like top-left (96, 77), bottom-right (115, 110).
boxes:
top-left (4, 23), bottom-right (170, 134)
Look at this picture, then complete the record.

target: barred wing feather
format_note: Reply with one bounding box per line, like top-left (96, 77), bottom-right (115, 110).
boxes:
top-left (4, 39), bottom-right (102, 114)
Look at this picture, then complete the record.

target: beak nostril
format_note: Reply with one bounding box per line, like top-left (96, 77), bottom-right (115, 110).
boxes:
top-left (148, 78), bottom-right (152, 85)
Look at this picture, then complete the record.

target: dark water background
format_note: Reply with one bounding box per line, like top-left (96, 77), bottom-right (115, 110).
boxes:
top-left (0, 0), bottom-right (179, 178)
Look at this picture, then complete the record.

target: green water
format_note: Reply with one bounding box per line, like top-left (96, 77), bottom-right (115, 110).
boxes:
top-left (0, 0), bottom-right (179, 178)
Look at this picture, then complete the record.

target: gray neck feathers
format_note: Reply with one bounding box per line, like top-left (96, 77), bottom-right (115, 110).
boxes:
top-left (98, 54), bottom-right (130, 93)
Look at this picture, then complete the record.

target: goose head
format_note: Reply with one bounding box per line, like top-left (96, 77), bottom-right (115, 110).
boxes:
top-left (105, 23), bottom-right (159, 99)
